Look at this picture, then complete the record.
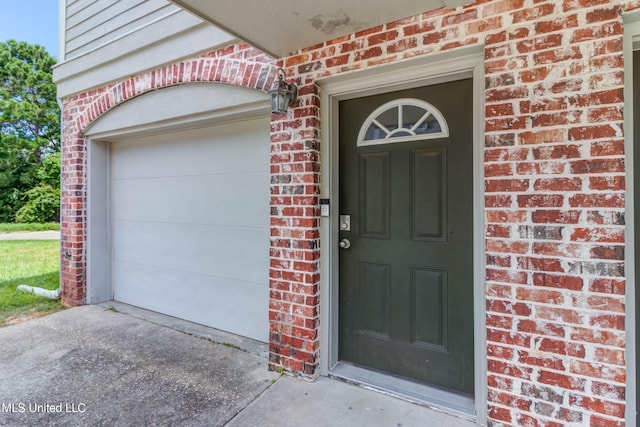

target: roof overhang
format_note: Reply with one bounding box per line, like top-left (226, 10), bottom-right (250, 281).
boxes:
top-left (170, 0), bottom-right (471, 58)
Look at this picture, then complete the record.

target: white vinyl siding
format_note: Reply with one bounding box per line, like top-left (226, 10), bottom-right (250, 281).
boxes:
top-left (55, 1), bottom-right (237, 98)
top-left (65, 0), bottom-right (179, 59)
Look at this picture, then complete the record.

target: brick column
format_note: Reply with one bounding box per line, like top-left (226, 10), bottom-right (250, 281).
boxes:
top-left (268, 70), bottom-right (322, 378)
top-left (59, 127), bottom-right (87, 306)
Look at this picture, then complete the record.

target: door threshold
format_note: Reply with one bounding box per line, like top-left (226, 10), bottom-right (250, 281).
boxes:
top-left (329, 362), bottom-right (476, 420)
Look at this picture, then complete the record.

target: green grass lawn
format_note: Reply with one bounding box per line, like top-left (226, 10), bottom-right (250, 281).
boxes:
top-left (0, 223), bottom-right (60, 233)
top-left (0, 240), bottom-right (64, 326)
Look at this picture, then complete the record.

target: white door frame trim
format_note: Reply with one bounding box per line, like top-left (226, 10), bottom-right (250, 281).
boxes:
top-left (317, 44), bottom-right (486, 421)
top-left (623, 9), bottom-right (640, 425)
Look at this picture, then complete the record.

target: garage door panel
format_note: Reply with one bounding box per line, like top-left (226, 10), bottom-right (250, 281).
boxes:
top-left (112, 172), bottom-right (269, 227)
top-left (112, 120), bottom-right (269, 180)
top-left (113, 220), bottom-right (268, 285)
top-left (114, 261), bottom-right (268, 342)
top-left (111, 116), bottom-right (270, 342)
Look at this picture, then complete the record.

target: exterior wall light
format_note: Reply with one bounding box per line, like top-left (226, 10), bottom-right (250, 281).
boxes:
top-left (269, 68), bottom-right (297, 114)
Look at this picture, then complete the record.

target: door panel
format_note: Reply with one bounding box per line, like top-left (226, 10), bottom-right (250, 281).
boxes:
top-left (412, 267), bottom-right (447, 350)
top-left (339, 79), bottom-right (474, 395)
top-left (360, 153), bottom-right (390, 238)
top-left (359, 262), bottom-right (391, 338)
top-left (413, 148), bottom-right (446, 240)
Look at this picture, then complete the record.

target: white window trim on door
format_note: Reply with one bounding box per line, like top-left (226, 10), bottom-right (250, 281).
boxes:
top-left (357, 98), bottom-right (450, 146)
top-left (317, 44), bottom-right (486, 421)
top-left (623, 9), bottom-right (640, 425)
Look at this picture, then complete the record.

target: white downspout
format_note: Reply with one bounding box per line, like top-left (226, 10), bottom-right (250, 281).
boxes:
top-left (17, 285), bottom-right (61, 299)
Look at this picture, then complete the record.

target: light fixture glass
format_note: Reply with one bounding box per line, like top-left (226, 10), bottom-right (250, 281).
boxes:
top-left (268, 68), bottom-right (297, 114)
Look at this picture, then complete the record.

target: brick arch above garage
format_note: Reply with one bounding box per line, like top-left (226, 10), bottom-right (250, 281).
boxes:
top-left (73, 56), bottom-right (280, 134)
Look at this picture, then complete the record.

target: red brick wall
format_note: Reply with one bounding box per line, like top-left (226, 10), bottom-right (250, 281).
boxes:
top-left (59, 0), bottom-right (639, 424)
top-left (271, 0), bottom-right (632, 425)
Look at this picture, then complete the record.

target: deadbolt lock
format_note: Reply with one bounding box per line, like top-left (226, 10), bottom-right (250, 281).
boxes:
top-left (339, 215), bottom-right (351, 231)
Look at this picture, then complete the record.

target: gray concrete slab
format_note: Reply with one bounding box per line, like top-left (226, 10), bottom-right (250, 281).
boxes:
top-left (0, 303), bottom-right (481, 427)
top-left (0, 230), bottom-right (60, 240)
top-left (98, 301), bottom-right (269, 359)
top-left (227, 375), bottom-right (478, 427)
top-left (0, 305), bottom-right (278, 426)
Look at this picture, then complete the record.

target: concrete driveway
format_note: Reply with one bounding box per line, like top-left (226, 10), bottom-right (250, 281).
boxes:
top-left (0, 304), bottom-right (277, 426)
top-left (0, 303), bottom-right (478, 427)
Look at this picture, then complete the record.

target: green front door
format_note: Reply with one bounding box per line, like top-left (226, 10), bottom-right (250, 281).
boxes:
top-left (338, 79), bottom-right (474, 395)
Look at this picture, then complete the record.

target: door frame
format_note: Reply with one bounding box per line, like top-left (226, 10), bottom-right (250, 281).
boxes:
top-left (317, 44), bottom-right (486, 420)
top-left (623, 9), bottom-right (640, 425)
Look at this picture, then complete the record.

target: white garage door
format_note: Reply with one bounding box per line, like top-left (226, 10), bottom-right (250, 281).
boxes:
top-left (111, 117), bottom-right (270, 342)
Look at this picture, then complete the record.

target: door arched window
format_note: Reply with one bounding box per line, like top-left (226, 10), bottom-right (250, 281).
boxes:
top-left (357, 98), bottom-right (449, 147)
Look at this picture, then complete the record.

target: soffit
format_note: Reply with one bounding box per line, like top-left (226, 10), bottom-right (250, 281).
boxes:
top-left (170, 0), bottom-right (470, 57)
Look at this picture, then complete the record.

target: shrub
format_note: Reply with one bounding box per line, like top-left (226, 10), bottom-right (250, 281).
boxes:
top-left (15, 184), bottom-right (60, 223)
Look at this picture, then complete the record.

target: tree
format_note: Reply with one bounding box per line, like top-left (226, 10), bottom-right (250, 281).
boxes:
top-left (0, 40), bottom-right (60, 222)
top-left (0, 40), bottom-right (59, 151)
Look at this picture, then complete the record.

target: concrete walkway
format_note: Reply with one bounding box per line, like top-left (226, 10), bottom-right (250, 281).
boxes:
top-left (0, 230), bottom-right (60, 240)
top-left (0, 304), bottom-right (479, 426)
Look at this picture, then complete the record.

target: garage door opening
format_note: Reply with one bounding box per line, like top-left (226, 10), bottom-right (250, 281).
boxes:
top-left (84, 84), bottom-right (271, 343)
top-left (111, 120), bottom-right (270, 342)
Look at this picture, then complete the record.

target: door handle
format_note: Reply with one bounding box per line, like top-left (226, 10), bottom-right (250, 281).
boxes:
top-left (339, 238), bottom-right (351, 249)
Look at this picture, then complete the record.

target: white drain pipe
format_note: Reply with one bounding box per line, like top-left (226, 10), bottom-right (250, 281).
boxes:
top-left (17, 285), bottom-right (60, 299)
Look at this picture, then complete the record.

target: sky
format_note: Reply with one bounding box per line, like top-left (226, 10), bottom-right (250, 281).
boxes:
top-left (0, 0), bottom-right (59, 58)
